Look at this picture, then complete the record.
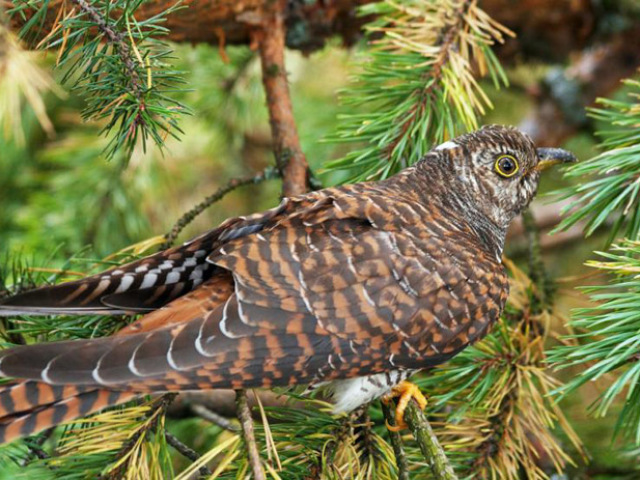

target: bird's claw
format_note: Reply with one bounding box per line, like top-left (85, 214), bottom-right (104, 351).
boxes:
top-left (382, 381), bottom-right (427, 432)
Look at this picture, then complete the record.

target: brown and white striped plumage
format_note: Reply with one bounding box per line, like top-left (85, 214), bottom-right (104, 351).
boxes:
top-left (0, 125), bottom-right (576, 444)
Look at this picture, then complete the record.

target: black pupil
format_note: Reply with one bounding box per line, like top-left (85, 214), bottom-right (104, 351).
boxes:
top-left (500, 157), bottom-right (514, 173)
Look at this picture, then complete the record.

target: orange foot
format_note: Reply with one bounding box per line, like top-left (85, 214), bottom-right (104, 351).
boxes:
top-left (382, 381), bottom-right (428, 432)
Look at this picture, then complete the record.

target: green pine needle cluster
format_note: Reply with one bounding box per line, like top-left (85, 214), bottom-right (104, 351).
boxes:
top-left (555, 76), bottom-right (640, 243)
top-left (550, 68), bottom-right (640, 448)
top-left (551, 241), bottom-right (640, 444)
top-left (324, 0), bottom-right (511, 182)
top-left (8, 0), bottom-right (186, 160)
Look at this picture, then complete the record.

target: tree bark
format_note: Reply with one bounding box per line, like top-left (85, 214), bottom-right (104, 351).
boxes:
top-left (255, 0), bottom-right (310, 197)
top-left (8, 0), bottom-right (631, 61)
top-left (8, 0), bottom-right (372, 54)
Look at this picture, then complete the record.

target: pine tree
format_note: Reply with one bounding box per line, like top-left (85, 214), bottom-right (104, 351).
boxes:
top-left (2, 1), bottom-right (640, 479)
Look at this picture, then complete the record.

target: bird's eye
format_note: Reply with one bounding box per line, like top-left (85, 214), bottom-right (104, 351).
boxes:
top-left (495, 155), bottom-right (519, 178)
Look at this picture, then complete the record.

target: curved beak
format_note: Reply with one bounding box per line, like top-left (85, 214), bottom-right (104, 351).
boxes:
top-left (535, 147), bottom-right (578, 171)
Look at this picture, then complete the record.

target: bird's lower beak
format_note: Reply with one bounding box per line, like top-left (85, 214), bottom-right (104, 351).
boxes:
top-left (535, 147), bottom-right (578, 171)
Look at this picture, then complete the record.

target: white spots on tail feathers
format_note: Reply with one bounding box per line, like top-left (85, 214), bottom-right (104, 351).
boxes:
top-left (91, 278), bottom-right (111, 298)
top-left (135, 265), bottom-right (149, 273)
top-left (159, 261), bottom-right (174, 270)
top-left (189, 266), bottom-right (205, 282)
top-left (129, 334), bottom-right (154, 376)
top-left (115, 275), bottom-right (135, 293)
top-left (435, 140), bottom-right (458, 151)
top-left (167, 326), bottom-right (190, 371)
top-left (41, 360), bottom-right (54, 383)
top-left (183, 257), bottom-right (197, 267)
top-left (91, 353), bottom-right (110, 385)
top-left (219, 296), bottom-right (244, 339)
top-left (195, 319), bottom-right (216, 357)
top-left (165, 271), bottom-right (181, 285)
top-left (140, 273), bottom-right (159, 290)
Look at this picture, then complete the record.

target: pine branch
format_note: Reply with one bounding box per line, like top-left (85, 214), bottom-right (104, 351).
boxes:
top-left (8, 0), bottom-right (187, 160)
top-left (404, 400), bottom-right (458, 480)
top-left (554, 73), bottom-right (640, 243)
top-left (161, 166), bottom-right (280, 249)
top-left (254, 0), bottom-right (309, 197)
top-left (522, 209), bottom-right (554, 310)
top-left (236, 390), bottom-right (265, 480)
top-left (69, 0), bottom-right (143, 99)
top-left (551, 240), bottom-right (640, 443)
top-left (165, 431), bottom-right (212, 479)
top-left (381, 402), bottom-right (410, 480)
top-left (191, 403), bottom-right (240, 433)
top-left (325, 0), bottom-right (512, 182)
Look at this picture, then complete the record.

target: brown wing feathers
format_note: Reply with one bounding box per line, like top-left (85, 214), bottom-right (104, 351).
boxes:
top-left (0, 199), bottom-right (291, 317)
top-left (0, 184), bottom-right (508, 444)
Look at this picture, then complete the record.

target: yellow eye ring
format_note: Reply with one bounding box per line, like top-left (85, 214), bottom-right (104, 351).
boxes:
top-left (495, 155), bottom-right (519, 178)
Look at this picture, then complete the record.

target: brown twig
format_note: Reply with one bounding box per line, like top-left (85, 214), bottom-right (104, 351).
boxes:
top-left (165, 431), bottom-right (212, 479)
top-left (403, 400), bottom-right (458, 480)
top-left (255, 0), bottom-right (310, 197)
top-left (106, 393), bottom-right (178, 479)
top-left (381, 402), bottom-right (409, 480)
top-left (235, 390), bottom-right (265, 480)
top-left (522, 209), bottom-right (553, 309)
top-left (191, 403), bottom-right (240, 433)
top-left (160, 166), bottom-right (280, 249)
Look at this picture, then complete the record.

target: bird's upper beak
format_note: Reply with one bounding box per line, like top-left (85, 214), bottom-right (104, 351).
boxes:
top-left (535, 147), bottom-right (578, 171)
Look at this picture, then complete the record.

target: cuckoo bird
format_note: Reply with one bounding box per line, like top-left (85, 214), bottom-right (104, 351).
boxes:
top-left (0, 125), bottom-right (576, 444)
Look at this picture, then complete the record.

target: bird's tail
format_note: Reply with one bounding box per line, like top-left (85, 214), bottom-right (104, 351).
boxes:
top-left (0, 380), bottom-right (136, 444)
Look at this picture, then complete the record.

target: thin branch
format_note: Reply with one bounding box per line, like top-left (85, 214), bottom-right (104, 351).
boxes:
top-left (522, 209), bottom-right (553, 310)
top-left (403, 400), bottom-right (458, 480)
top-left (165, 431), bottom-right (212, 479)
top-left (255, 0), bottom-right (310, 197)
top-left (107, 393), bottom-right (178, 478)
top-left (235, 390), bottom-right (265, 480)
top-left (160, 166), bottom-right (280, 249)
top-left (191, 403), bottom-right (240, 433)
top-left (381, 402), bottom-right (409, 480)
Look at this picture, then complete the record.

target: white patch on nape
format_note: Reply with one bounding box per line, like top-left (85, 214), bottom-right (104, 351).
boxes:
top-left (435, 140), bottom-right (458, 151)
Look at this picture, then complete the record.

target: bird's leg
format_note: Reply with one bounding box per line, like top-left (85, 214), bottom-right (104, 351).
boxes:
top-left (382, 381), bottom-right (427, 432)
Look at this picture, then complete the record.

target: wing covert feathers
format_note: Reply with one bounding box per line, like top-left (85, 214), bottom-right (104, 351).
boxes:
top-left (0, 181), bottom-right (510, 444)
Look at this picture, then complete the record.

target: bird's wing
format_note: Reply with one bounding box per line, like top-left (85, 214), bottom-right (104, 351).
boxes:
top-left (0, 197), bottom-right (299, 316)
top-left (210, 190), bottom-right (508, 369)
top-left (0, 188), bottom-right (507, 390)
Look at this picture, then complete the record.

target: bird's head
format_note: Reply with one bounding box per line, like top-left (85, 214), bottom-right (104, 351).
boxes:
top-left (422, 125), bottom-right (577, 230)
